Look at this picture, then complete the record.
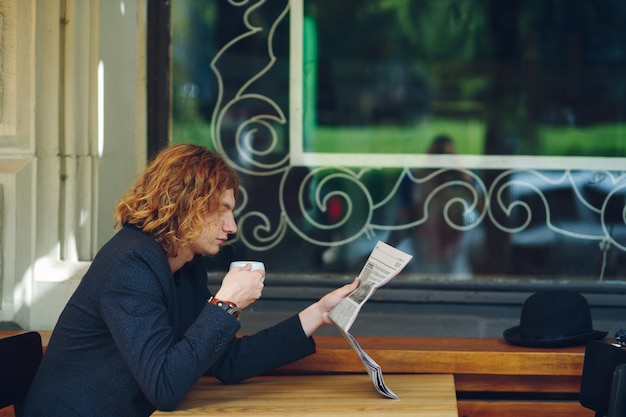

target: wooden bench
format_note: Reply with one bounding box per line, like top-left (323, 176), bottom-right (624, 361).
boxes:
top-left (273, 336), bottom-right (595, 417)
top-left (0, 331), bottom-right (596, 417)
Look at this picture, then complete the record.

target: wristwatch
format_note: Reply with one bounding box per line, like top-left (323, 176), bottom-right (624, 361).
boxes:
top-left (208, 296), bottom-right (241, 320)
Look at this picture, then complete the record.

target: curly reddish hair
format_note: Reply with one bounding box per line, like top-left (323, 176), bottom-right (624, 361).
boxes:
top-left (114, 144), bottom-right (239, 257)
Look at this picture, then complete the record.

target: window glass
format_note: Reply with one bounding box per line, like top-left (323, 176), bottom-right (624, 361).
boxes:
top-left (171, 0), bottom-right (626, 282)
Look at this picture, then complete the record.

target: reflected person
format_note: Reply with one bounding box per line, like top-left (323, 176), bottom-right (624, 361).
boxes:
top-left (395, 135), bottom-right (475, 274)
top-left (20, 144), bottom-right (359, 417)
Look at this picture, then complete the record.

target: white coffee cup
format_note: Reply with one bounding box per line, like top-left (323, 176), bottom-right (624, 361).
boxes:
top-left (229, 261), bottom-right (265, 271)
top-left (229, 261), bottom-right (266, 283)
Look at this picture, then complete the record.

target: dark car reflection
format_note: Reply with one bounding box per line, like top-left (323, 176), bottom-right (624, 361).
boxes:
top-left (507, 170), bottom-right (626, 280)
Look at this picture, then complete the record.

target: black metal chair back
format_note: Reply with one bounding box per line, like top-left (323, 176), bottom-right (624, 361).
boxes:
top-left (0, 332), bottom-right (43, 412)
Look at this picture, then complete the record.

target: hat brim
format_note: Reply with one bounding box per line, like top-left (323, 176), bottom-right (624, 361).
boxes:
top-left (503, 326), bottom-right (607, 348)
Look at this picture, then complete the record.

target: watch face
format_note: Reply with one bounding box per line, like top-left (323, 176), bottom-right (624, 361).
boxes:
top-left (229, 308), bottom-right (241, 320)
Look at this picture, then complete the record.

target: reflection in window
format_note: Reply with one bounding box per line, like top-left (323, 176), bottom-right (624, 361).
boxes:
top-left (171, 0), bottom-right (626, 281)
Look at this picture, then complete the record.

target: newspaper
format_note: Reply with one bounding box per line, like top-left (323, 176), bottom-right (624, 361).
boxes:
top-left (328, 241), bottom-right (413, 399)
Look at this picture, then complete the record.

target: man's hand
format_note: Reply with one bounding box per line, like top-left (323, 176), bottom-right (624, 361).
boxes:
top-left (214, 264), bottom-right (265, 309)
top-left (298, 278), bottom-right (360, 337)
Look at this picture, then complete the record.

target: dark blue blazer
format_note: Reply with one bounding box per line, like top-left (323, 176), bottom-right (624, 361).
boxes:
top-left (20, 226), bottom-right (315, 417)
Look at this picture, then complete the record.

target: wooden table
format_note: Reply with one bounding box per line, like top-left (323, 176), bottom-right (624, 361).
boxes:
top-left (153, 374), bottom-right (458, 416)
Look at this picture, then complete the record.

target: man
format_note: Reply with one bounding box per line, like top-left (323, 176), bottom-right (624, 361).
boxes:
top-left (21, 144), bottom-right (358, 417)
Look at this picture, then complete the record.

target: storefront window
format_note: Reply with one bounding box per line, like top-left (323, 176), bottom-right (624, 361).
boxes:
top-left (171, 0), bottom-right (626, 282)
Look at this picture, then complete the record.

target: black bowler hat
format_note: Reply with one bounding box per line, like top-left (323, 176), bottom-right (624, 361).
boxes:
top-left (503, 290), bottom-right (607, 348)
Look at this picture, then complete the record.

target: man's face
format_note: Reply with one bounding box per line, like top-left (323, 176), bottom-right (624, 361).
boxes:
top-left (189, 189), bottom-right (237, 256)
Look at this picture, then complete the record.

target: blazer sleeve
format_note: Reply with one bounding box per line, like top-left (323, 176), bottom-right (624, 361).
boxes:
top-left (185, 255), bottom-right (318, 384)
top-left (208, 314), bottom-right (317, 384)
top-left (99, 249), bottom-right (241, 411)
